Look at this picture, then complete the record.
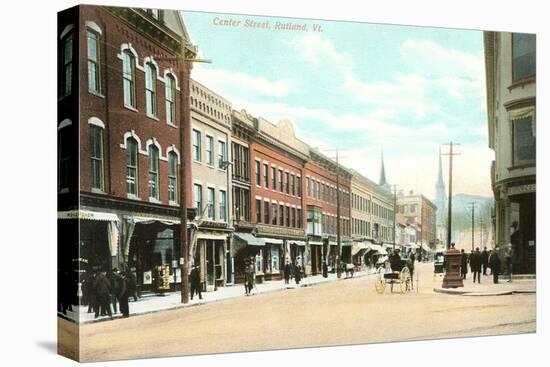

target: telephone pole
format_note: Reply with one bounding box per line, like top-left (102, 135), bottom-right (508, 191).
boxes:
top-left (157, 46), bottom-right (211, 304)
top-left (442, 142), bottom-right (460, 249)
top-left (467, 202), bottom-right (478, 252)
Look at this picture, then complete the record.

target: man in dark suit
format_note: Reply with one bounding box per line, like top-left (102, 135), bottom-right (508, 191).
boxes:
top-left (94, 270), bottom-right (112, 319)
top-left (460, 249), bottom-right (468, 279)
top-left (489, 248), bottom-right (501, 284)
top-left (190, 265), bottom-right (202, 300)
top-left (481, 247), bottom-right (489, 275)
top-left (470, 247), bottom-right (482, 283)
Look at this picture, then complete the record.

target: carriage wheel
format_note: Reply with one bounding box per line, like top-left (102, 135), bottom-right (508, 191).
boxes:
top-left (399, 266), bottom-right (411, 293)
top-left (375, 268), bottom-right (386, 294)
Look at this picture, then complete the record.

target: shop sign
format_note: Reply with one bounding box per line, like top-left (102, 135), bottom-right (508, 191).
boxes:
top-left (143, 270), bottom-right (152, 285)
top-left (508, 184), bottom-right (536, 196)
top-left (159, 265), bottom-right (171, 290)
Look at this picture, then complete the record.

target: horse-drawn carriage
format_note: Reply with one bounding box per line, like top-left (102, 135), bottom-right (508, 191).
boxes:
top-left (433, 251), bottom-right (445, 276)
top-left (374, 252), bottom-right (412, 294)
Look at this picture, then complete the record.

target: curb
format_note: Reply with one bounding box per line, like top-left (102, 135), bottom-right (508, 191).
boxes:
top-left (433, 287), bottom-right (536, 296)
top-left (60, 272), bottom-right (373, 325)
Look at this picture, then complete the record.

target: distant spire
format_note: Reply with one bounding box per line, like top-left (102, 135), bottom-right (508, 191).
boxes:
top-left (437, 146), bottom-right (444, 186)
top-left (379, 148), bottom-right (388, 187)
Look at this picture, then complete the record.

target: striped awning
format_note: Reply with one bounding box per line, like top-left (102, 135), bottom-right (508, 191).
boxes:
top-left (233, 233), bottom-right (266, 246)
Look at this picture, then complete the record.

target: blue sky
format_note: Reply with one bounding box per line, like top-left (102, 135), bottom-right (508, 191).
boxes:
top-left (182, 11), bottom-right (493, 199)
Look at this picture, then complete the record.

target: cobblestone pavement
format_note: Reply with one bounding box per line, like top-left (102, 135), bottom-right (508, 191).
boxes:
top-left (59, 263), bottom-right (535, 362)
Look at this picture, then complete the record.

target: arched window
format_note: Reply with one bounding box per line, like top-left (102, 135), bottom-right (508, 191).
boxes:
top-left (145, 63), bottom-right (157, 117)
top-left (168, 152), bottom-right (178, 203)
top-left (126, 138), bottom-right (138, 197)
top-left (165, 74), bottom-right (176, 125)
top-left (148, 145), bottom-right (159, 200)
top-left (87, 29), bottom-right (101, 94)
top-left (90, 125), bottom-right (104, 191)
top-left (60, 31), bottom-right (74, 97)
top-left (123, 51), bottom-right (136, 108)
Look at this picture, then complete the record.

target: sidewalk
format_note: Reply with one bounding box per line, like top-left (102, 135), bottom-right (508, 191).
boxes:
top-left (433, 274), bottom-right (536, 296)
top-left (59, 269), bottom-right (376, 324)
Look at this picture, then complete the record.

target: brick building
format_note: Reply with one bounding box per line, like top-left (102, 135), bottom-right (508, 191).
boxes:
top-left (396, 191), bottom-right (437, 250)
top-left (305, 149), bottom-right (352, 275)
top-left (58, 6), bottom-right (195, 297)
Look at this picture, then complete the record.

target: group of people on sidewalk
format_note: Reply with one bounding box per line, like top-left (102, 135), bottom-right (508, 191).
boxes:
top-left (81, 266), bottom-right (137, 319)
top-left (459, 245), bottom-right (513, 284)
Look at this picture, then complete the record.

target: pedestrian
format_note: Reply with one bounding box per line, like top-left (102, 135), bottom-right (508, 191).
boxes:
top-left (460, 249), bottom-right (468, 279)
top-left (408, 251), bottom-right (416, 289)
top-left (470, 247), bottom-right (482, 284)
top-left (244, 256), bottom-right (255, 295)
top-left (489, 248), bottom-right (501, 284)
top-left (481, 247), bottom-right (489, 275)
top-left (94, 270), bottom-right (113, 319)
top-left (283, 262), bottom-right (291, 284)
top-left (127, 267), bottom-right (138, 302)
top-left (108, 268), bottom-right (121, 314)
top-left (504, 243), bottom-right (514, 282)
top-left (294, 264), bottom-right (302, 285)
top-left (190, 265), bottom-right (202, 300)
top-left (118, 271), bottom-right (131, 318)
top-left (82, 270), bottom-right (96, 314)
top-left (322, 261), bottom-right (328, 278)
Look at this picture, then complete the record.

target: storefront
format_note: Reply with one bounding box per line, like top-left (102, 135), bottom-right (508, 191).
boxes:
top-left (232, 232), bottom-right (266, 283)
top-left (351, 241), bottom-right (369, 268)
top-left (308, 240), bottom-right (323, 275)
top-left (58, 210), bottom-right (120, 273)
top-left (262, 239), bottom-right (283, 281)
top-left (125, 216), bottom-right (181, 295)
top-left (195, 233), bottom-right (228, 291)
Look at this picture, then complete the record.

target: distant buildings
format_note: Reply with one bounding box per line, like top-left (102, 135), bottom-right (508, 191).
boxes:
top-left (484, 31), bottom-right (536, 274)
top-left (396, 191), bottom-right (437, 251)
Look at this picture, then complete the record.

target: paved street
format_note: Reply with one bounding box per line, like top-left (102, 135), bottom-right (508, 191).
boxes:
top-left (62, 263), bottom-right (535, 362)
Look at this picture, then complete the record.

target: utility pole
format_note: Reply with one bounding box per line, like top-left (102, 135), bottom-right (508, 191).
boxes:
top-left (392, 185), bottom-right (398, 251)
top-left (336, 148), bottom-right (341, 279)
top-left (157, 45), bottom-right (211, 304)
top-left (467, 202), bottom-right (478, 252)
top-left (442, 142), bottom-right (460, 249)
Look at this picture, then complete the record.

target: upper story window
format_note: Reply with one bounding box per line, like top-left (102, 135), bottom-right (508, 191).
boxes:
top-left (255, 161), bottom-right (261, 185)
top-left (90, 125), bottom-right (104, 191)
top-left (148, 145), bottom-right (159, 200)
top-left (207, 187), bottom-right (215, 220)
top-left (194, 184), bottom-right (203, 216)
top-left (58, 122), bottom-right (72, 191)
top-left (87, 30), bottom-right (101, 94)
top-left (512, 33), bottom-right (536, 82)
top-left (126, 138), bottom-right (139, 197)
top-left (511, 107), bottom-right (536, 166)
top-left (168, 152), bottom-right (178, 203)
top-left (123, 51), bottom-right (136, 108)
top-left (263, 164), bottom-right (269, 188)
top-left (206, 135), bottom-right (214, 165)
top-left (192, 129), bottom-right (201, 162)
top-left (60, 32), bottom-right (74, 97)
top-left (145, 62), bottom-right (157, 117)
top-left (218, 140), bottom-right (227, 169)
top-left (165, 74), bottom-right (176, 125)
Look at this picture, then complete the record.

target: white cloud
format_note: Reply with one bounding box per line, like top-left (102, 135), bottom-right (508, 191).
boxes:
top-left (192, 64), bottom-right (298, 98)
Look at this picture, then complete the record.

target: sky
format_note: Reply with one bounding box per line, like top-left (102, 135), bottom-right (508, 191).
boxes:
top-left (181, 11), bottom-right (494, 200)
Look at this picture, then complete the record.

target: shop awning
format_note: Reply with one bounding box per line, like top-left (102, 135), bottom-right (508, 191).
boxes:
top-left (58, 210), bottom-right (119, 221)
top-left (308, 241), bottom-right (323, 246)
top-left (197, 233), bottom-right (228, 240)
top-left (290, 240), bottom-right (306, 247)
top-left (262, 237), bottom-right (284, 245)
top-left (421, 243), bottom-right (434, 253)
top-left (366, 244), bottom-right (386, 255)
top-left (233, 233), bottom-right (266, 246)
top-left (128, 215), bottom-right (179, 225)
top-left (329, 241), bottom-right (337, 246)
top-left (352, 242), bottom-right (369, 256)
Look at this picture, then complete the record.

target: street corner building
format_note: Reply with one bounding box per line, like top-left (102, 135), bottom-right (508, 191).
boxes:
top-left (57, 4), bottom-right (197, 355)
top-left (484, 31), bottom-right (536, 274)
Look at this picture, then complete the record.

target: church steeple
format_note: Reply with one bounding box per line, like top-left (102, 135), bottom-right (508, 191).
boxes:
top-left (437, 146), bottom-right (444, 187)
top-left (379, 148), bottom-right (390, 191)
top-left (435, 146), bottom-right (447, 229)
